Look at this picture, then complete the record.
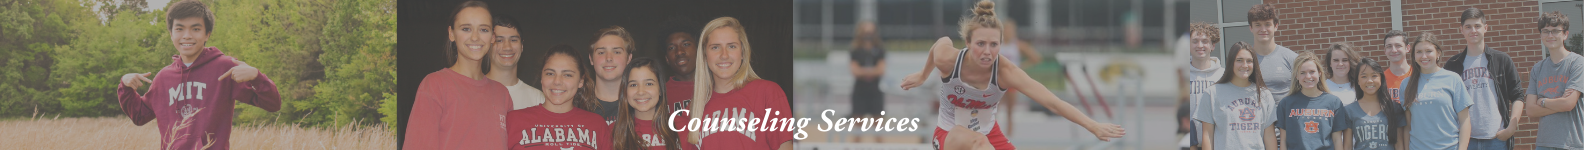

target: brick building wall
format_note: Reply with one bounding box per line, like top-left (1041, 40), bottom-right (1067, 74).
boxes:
top-left (1262, 0), bottom-right (1544, 149)
top-left (1515, 114), bottom-right (1541, 150)
top-left (1267, 0), bottom-right (1541, 79)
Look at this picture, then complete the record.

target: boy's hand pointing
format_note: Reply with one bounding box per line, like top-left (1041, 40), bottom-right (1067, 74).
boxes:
top-left (121, 72), bottom-right (153, 90)
top-left (218, 59), bottom-right (258, 82)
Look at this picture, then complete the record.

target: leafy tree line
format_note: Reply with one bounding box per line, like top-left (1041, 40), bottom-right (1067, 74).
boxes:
top-left (0, 0), bottom-right (397, 133)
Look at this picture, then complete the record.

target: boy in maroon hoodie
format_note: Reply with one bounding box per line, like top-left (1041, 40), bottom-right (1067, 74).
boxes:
top-left (116, 1), bottom-right (282, 150)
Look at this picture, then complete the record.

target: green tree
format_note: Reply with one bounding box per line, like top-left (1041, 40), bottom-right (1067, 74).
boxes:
top-left (3, 0), bottom-right (91, 117)
top-left (5, 0), bottom-right (396, 132)
top-left (310, 0), bottom-right (397, 129)
top-left (50, 6), bottom-right (170, 117)
top-left (201, 0), bottom-right (327, 126)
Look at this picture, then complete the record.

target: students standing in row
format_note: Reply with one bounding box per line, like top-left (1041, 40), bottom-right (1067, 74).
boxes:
top-left (1441, 8), bottom-right (1524, 150)
top-left (1189, 4), bottom-right (1584, 150)
top-left (1195, 5), bottom-right (1292, 150)
top-left (1526, 11), bottom-right (1584, 150)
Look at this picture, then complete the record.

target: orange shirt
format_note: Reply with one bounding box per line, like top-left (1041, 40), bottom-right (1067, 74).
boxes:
top-left (1385, 66), bottom-right (1413, 105)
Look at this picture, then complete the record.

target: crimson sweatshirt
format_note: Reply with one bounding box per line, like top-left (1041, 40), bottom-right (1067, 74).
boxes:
top-left (508, 105), bottom-right (612, 150)
top-left (634, 118), bottom-right (697, 150)
top-left (117, 47), bottom-right (282, 150)
top-left (665, 77), bottom-right (694, 149)
top-left (697, 79), bottom-right (792, 150)
top-left (405, 68), bottom-right (514, 150)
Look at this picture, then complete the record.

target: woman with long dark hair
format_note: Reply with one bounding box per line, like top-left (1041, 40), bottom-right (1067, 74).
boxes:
top-left (1194, 42), bottom-right (1278, 150)
top-left (506, 45), bottom-right (611, 150)
top-left (1340, 58), bottom-right (1407, 150)
top-left (612, 58), bottom-right (689, 150)
top-left (405, 1), bottom-right (512, 149)
top-left (1400, 33), bottom-right (1472, 150)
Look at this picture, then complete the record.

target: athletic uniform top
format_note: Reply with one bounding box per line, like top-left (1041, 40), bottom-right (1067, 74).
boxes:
top-left (937, 48), bottom-right (1007, 134)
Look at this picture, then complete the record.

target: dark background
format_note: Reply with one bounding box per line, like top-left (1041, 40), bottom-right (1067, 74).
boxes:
top-left (396, 0), bottom-right (792, 147)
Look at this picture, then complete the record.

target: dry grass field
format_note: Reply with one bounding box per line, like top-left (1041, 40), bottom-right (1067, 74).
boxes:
top-left (0, 117), bottom-right (394, 150)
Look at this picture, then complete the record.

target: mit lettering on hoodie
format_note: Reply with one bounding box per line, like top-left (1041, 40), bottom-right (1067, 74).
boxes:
top-left (117, 47), bottom-right (282, 150)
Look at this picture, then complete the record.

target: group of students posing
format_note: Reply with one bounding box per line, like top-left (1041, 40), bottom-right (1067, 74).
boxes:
top-left (402, 1), bottom-right (791, 150)
top-left (1185, 4), bottom-right (1584, 150)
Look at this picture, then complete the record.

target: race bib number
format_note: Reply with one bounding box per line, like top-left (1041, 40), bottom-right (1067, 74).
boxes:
top-left (952, 107), bottom-right (995, 133)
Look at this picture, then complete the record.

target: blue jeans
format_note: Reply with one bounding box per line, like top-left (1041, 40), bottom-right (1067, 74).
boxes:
top-left (1467, 138), bottom-right (1507, 150)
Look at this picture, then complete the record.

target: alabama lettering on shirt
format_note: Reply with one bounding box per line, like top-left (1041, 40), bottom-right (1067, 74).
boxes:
top-left (668, 100), bottom-right (692, 116)
top-left (698, 107), bottom-right (761, 141)
top-left (694, 79), bottom-right (792, 150)
top-left (507, 105), bottom-right (611, 150)
top-left (666, 80), bottom-right (695, 114)
top-left (518, 125), bottom-right (601, 148)
top-left (640, 134), bottom-right (666, 147)
top-left (634, 118), bottom-right (694, 150)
